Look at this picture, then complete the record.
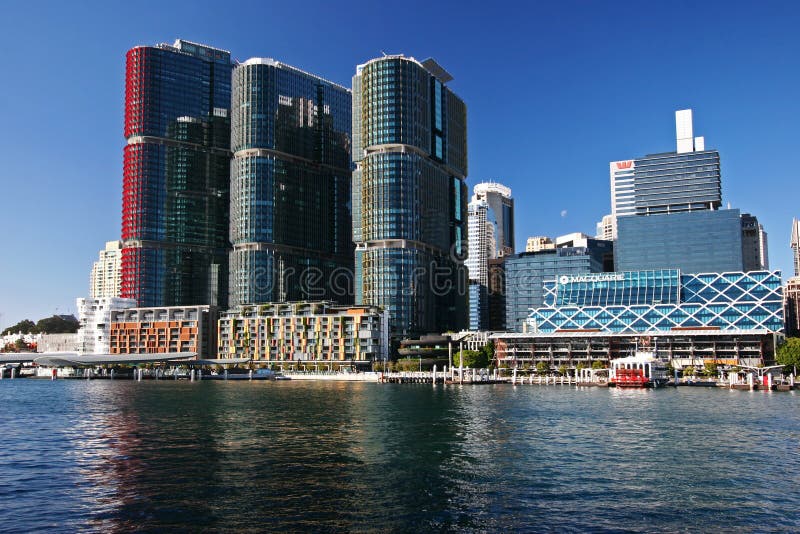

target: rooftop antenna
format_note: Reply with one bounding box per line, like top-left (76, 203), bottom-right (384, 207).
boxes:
top-left (380, 50), bottom-right (388, 57)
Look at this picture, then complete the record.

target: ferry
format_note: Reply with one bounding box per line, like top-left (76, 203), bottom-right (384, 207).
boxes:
top-left (609, 353), bottom-right (668, 388)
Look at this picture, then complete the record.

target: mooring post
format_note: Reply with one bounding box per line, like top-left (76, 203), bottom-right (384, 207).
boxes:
top-left (748, 373), bottom-right (754, 391)
top-left (224, 369), bottom-right (228, 381)
top-left (432, 364), bottom-right (437, 385)
top-left (10, 367), bottom-right (16, 380)
top-left (249, 369), bottom-right (253, 381)
top-left (512, 368), bottom-right (517, 385)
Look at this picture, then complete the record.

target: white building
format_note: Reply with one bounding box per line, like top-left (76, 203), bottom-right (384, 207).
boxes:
top-left (76, 297), bottom-right (136, 354)
top-left (90, 241), bottom-right (123, 298)
top-left (595, 214), bottom-right (617, 241)
top-left (525, 236), bottom-right (555, 253)
top-left (466, 198), bottom-right (496, 286)
top-left (792, 218), bottom-right (800, 277)
top-left (472, 182), bottom-right (514, 257)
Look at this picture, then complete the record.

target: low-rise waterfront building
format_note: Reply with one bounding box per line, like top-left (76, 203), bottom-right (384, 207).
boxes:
top-left (504, 238), bottom-right (614, 332)
top-left (37, 333), bottom-right (79, 353)
top-left (218, 301), bottom-right (389, 366)
top-left (109, 305), bottom-right (217, 358)
top-left (76, 297), bottom-right (137, 354)
top-left (494, 269), bottom-right (784, 369)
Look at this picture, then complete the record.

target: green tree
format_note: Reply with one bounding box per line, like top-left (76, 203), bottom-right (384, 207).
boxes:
top-left (776, 338), bottom-right (800, 374)
top-left (704, 362), bottom-right (718, 377)
top-left (35, 315), bottom-right (79, 334)
top-left (536, 361), bottom-right (550, 375)
top-left (454, 350), bottom-right (487, 368)
top-left (2, 319), bottom-right (37, 335)
top-left (591, 360), bottom-right (605, 370)
top-left (557, 364), bottom-right (568, 376)
top-left (480, 342), bottom-right (495, 367)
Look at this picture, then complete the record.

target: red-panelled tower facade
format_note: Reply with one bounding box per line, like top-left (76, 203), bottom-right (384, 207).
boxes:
top-left (121, 39), bottom-right (233, 308)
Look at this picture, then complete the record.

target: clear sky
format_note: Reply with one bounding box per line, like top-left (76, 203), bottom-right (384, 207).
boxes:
top-left (0, 0), bottom-right (798, 330)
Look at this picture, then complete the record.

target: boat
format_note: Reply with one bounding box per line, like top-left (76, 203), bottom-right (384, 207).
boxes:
top-left (609, 352), bottom-right (668, 388)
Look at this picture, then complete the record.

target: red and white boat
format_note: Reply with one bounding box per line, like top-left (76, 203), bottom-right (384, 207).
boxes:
top-left (609, 353), bottom-right (668, 388)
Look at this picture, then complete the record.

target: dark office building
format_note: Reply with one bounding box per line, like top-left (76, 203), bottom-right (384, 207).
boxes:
top-left (121, 39), bottom-right (233, 307)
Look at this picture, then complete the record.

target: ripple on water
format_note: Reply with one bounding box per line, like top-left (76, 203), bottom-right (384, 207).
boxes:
top-left (0, 381), bottom-right (799, 531)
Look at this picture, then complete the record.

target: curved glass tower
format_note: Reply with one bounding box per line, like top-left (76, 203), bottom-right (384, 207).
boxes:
top-left (352, 56), bottom-right (468, 335)
top-left (121, 39), bottom-right (232, 308)
top-left (229, 59), bottom-right (353, 306)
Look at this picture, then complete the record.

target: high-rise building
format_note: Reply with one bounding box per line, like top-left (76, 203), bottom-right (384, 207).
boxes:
top-left (791, 218), bottom-right (800, 277)
top-left (740, 213), bottom-right (769, 271)
top-left (352, 56), bottom-right (468, 335)
top-left (595, 214), bottom-right (616, 241)
top-left (472, 182), bottom-right (514, 257)
top-left (90, 240), bottom-right (122, 298)
top-left (784, 277), bottom-right (800, 337)
top-left (467, 197), bottom-right (494, 330)
top-left (121, 39), bottom-right (233, 308)
top-left (466, 182), bottom-right (513, 330)
top-left (228, 58), bottom-right (353, 306)
top-left (610, 110), bottom-right (721, 217)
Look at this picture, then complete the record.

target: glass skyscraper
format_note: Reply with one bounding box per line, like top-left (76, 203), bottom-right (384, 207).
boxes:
top-left (121, 39), bottom-right (233, 308)
top-left (228, 59), bottom-right (353, 306)
top-left (352, 56), bottom-right (468, 335)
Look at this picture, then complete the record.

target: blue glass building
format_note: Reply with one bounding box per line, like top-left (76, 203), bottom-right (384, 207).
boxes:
top-left (352, 56), bottom-right (468, 335)
top-left (122, 39), bottom-right (233, 307)
top-left (615, 209), bottom-right (743, 274)
top-left (529, 270), bottom-right (784, 333)
top-left (503, 239), bottom-right (613, 332)
top-left (228, 59), bottom-right (353, 306)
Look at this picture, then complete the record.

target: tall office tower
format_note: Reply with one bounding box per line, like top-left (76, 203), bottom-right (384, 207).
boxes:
top-left (740, 213), bottom-right (769, 271)
top-left (352, 56), bottom-right (468, 336)
top-left (792, 218), bottom-right (800, 277)
top-left (90, 241), bottom-right (122, 298)
top-left (612, 109), bottom-right (745, 274)
top-left (472, 182), bottom-right (514, 257)
top-left (610, 110), bottom-right (720, 217)
top-left (467, 197), bottom-right (496, 330)
top-left (121, 40), bottom-right (233, 308)
top-left (228, 59), bottom-right (353, 306)
top-left (785, 277), bottom-right (800, 337)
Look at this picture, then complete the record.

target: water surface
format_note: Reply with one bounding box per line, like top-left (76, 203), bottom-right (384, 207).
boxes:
top-left (0, 380), bottom-right (798, 532)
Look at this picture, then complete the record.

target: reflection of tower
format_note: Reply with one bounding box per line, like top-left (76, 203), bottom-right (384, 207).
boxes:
top-left (229, 58), bottom-right (353, 306)
top-left (121, 39), bottom-right (233, 308)
top-left (352, 55), bottom-right (468, 335)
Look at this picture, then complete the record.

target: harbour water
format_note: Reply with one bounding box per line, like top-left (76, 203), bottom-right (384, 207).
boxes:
top-left (1, 380), bottom-right (799, 531)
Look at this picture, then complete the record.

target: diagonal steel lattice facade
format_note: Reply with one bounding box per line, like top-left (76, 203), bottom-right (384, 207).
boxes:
top-left (529, 270), bottom-right (784, 333)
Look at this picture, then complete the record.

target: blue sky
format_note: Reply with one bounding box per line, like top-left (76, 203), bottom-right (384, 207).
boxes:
top-left (0, 0), bottom-right (798, 329)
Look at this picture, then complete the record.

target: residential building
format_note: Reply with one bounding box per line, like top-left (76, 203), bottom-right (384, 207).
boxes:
top-left (121, 39), bottom-right (233, 308)
top-left (218, 301), bottom-right (389, 366)
top-left (76, 297), bottom-right (137, 354)
top-left (595, 214), bottom-right (616, 241)
top-left (90, 240), bottom-right (122, 298)
top-left (109, 305), bottom-right (217, 358)
top-left (472, 182), bottom-right (514, 257)
top-left (785, 277), bottom-right (800, 337)
top-left (791, 218), bottom-right (800, 277)
top-left (229, 58), bottom-right (353, 306)
top-left (503, 239), bottom-right (613, 332)
top-left (352, 55), bottom-right (468, 335)
top-left (495, 269), bottom-right (784, 369)
top-left (526, 236), bottom-right (555, 253)
top-left (615, 209), bottom-right (743, 273)
top-left (740, 213), bottom-right (769, 271)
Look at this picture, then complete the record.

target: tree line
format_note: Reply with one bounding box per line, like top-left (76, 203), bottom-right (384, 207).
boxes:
top-left (1, 315), bottom-right (80, 335)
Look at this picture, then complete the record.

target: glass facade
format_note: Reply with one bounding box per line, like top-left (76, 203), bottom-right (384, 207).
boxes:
top-left (630, 150), bottom-right (721, 215)
top-left (352, 56), bottom-right (468, 335)
top-left (503, 241), bottom-right (611, 332)
top-left (121, 40), bottom-right (232, 308)
top-left (615, 209), bottom-right (743, 274)
top-left (530, 270), bottom-right (784, 333)
top-left (228, 59), bottom-right (353, 306)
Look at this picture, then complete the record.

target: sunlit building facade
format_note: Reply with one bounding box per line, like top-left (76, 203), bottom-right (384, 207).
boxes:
top-left (352, 56), bottom-right (468, 335)
top-left (229, 59), bottom-right (353, 306)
